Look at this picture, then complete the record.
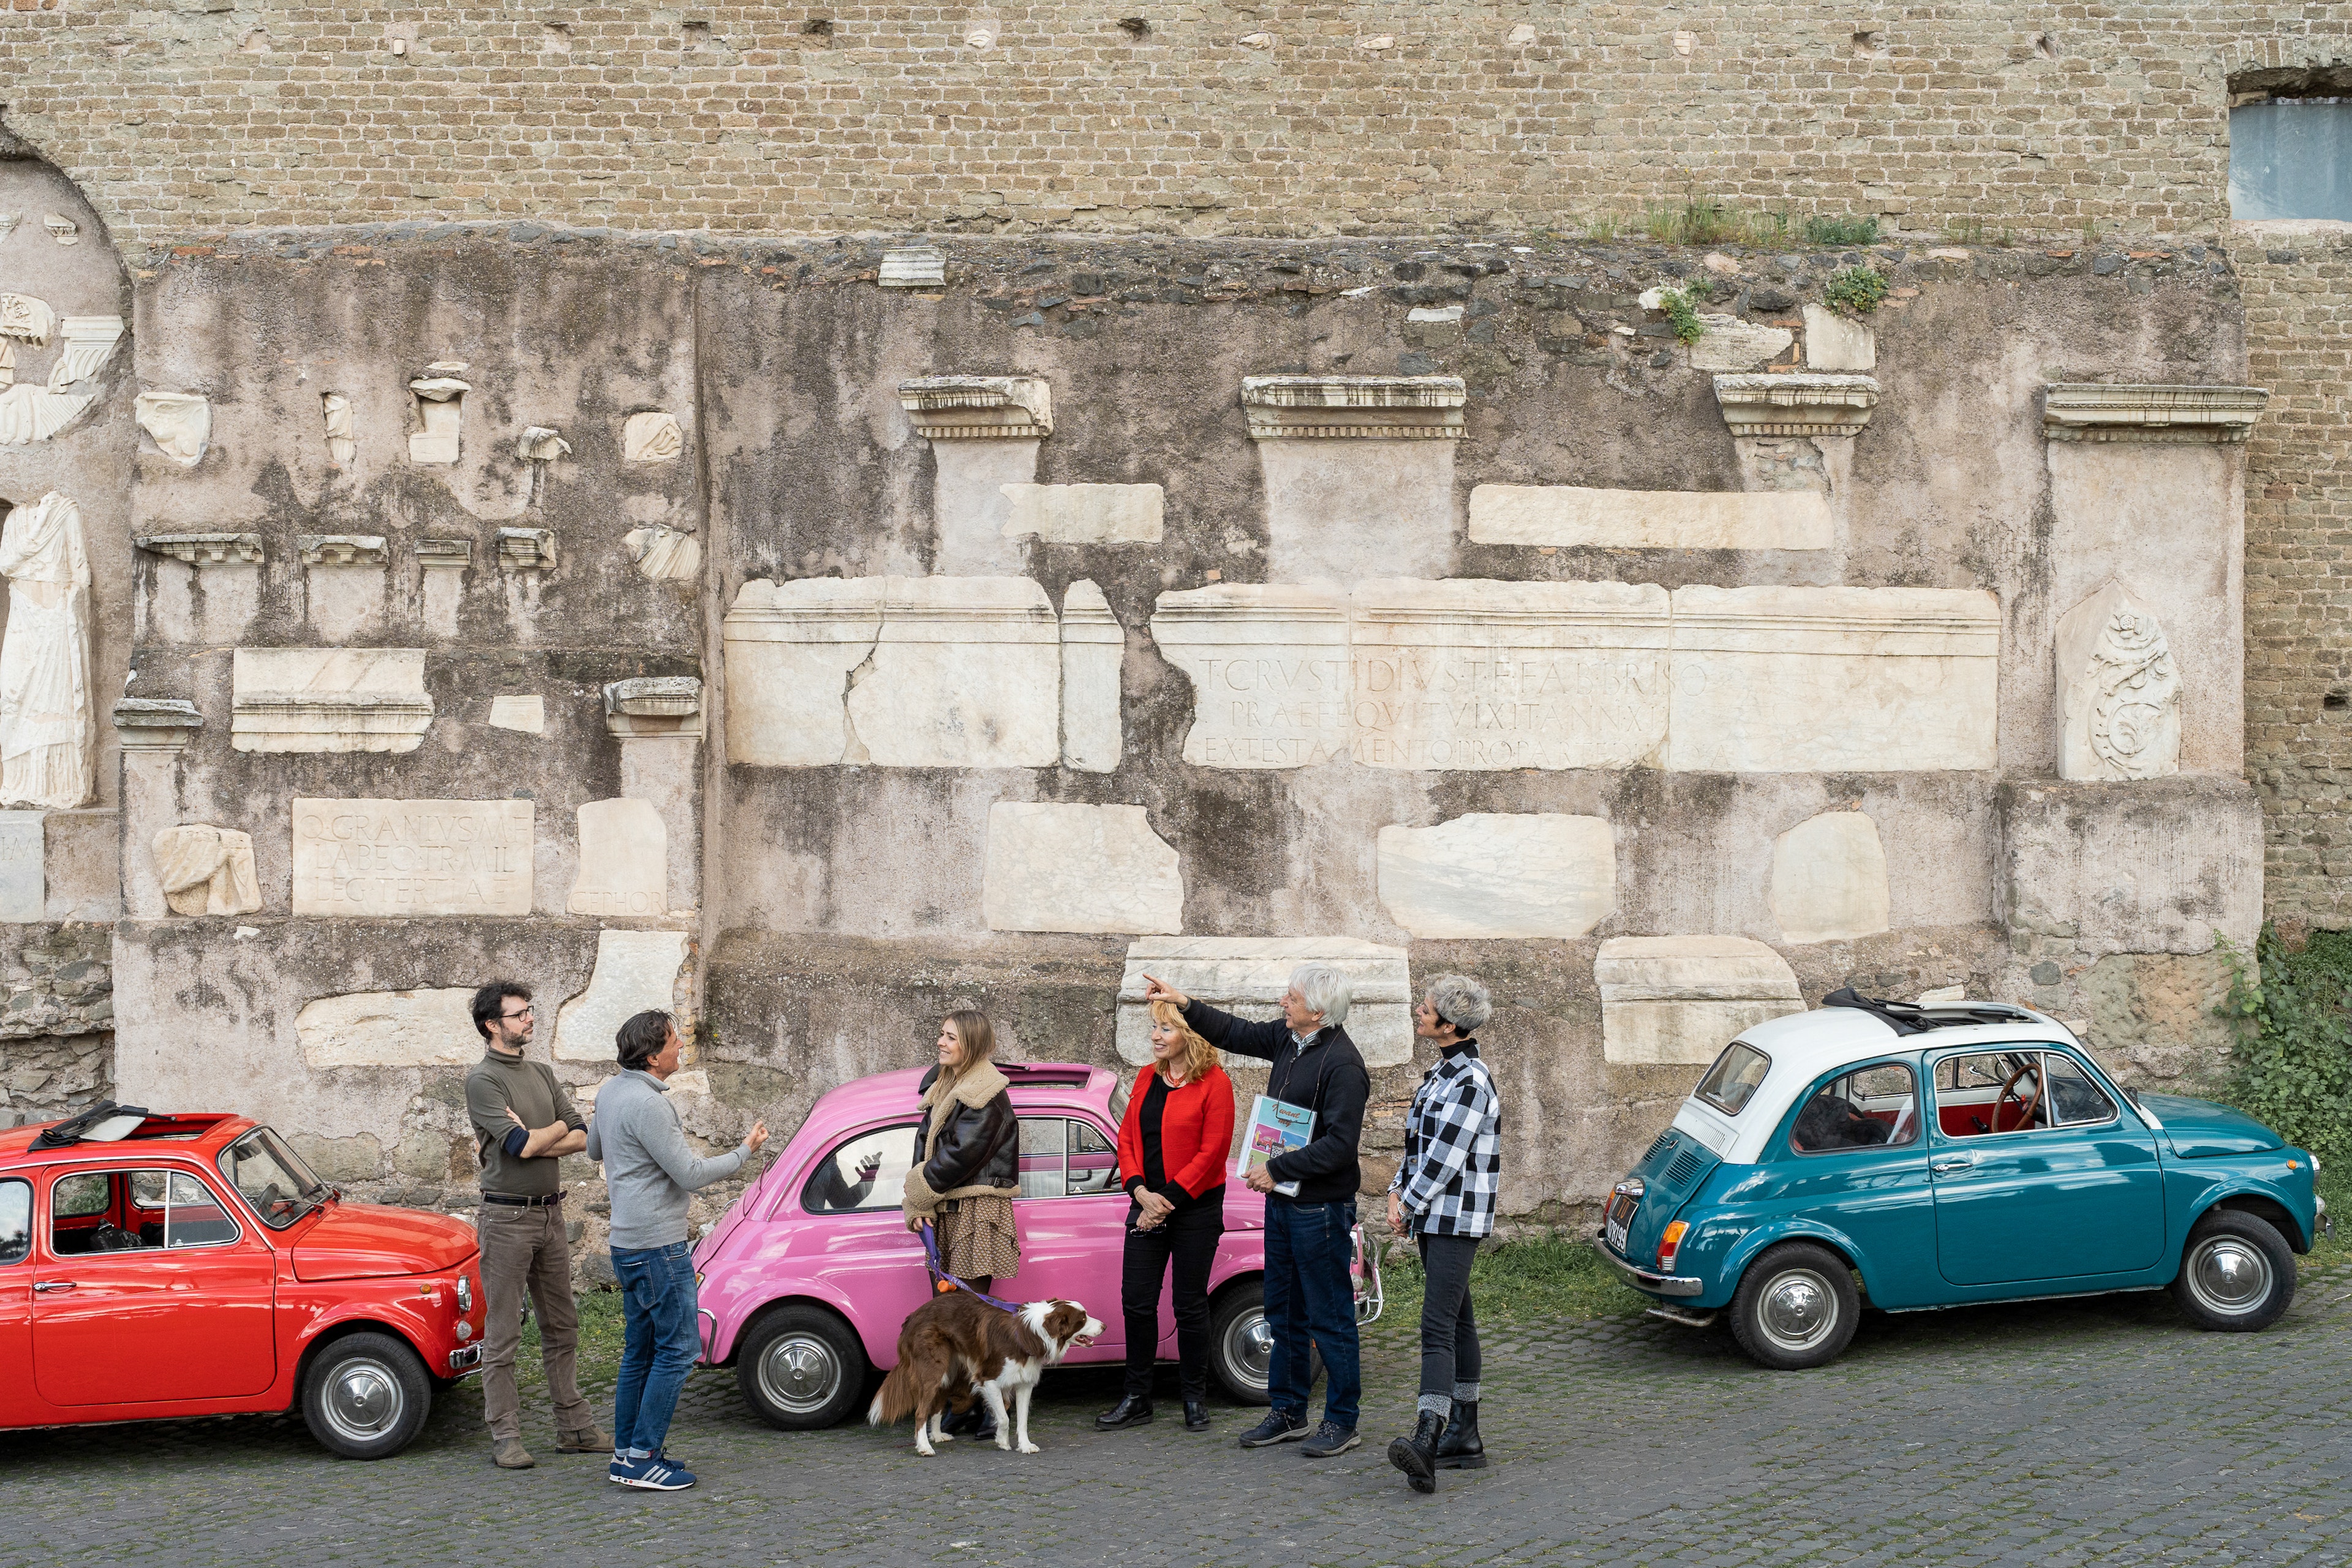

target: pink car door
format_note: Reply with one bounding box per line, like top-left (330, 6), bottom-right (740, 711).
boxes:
top-left (1008, 1114), bottom-right (1128, 1359)
top-left (786, 1123), bottom-right (937, 1369)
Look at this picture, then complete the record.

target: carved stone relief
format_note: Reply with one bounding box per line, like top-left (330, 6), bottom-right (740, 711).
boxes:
top-left (879, 247), bottom-right (946, 288)
top-left (1711, 374), bottom-right (1880, 438)
top-left (2056, 582), bottom-right (2181, 781)
top-left (2042, 383), bottom-right (2269, 444)
top-left (1377, 813), bottom-right (1616, 938)
top-left (0, 385), bottom-right (94, 444)
top-left (518, 425), bottom-right (570, 461)
top-left (1768, 811), bottom-right (1890, 944)
top-left (49, 317), bottom-right (122, 390)
top-left (416, 538), bottom-right (471, 570)
top-left (1115, 937), bottom-right (1413, 1067)
top-left (1241, 374), bottom-right (1465, 440)
top-left (322, 393), bottom-right (354, 466)
top-left (138, 533), bottom-right (262, 566)
top-left (151, 824), bottom-right (263, 916)
top-left (622, 410), bottom-right (683, 462)
top-left (135, 391), bottom-right (211, 465)
top-left (1593, 936), bottom-right (1804, 1064)
top-left (298, 534), bottom-right (388, 567)
top-left (0, 492), bottom-right (92, 810)
top-left (899, 376), bottom-right (1052, 440)
top-left (1149, 585), bottom-right (1351, 769)
top-left (624, 524), bottom-right (700, 581)
top-left (42, 215), bottom-right (77, 246)
top-left (1058, 579), bottom-right (1121, 772)
top-left (0, 293), bottom-right (53, 343)
top-left (497, 527), bottom-right (556, 570)
top-left (407, 375), bottom-right (468, 464)
top-left (231, 648), bottom-right (433, 753)
top-left (982, 802), bottom-right (1182, 934)
top-left (291, 797), bottom-right (533, 916)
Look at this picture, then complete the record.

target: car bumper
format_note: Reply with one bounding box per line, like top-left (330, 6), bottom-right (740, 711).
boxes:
top-left (447, 1344), bottom-right (483, 1374)
top-left (1594, 1231), bottom-right (1705, 1297)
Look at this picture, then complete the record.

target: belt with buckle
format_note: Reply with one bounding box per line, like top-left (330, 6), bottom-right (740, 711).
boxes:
top-left (481, 1190), bottom-right (564, 1208)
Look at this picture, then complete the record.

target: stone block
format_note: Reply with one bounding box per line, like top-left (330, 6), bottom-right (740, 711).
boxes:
top-left (568, 797), bottom-right (669, 918)
top-left (1665, 586), bottom-right (2000, 772)
top-left (2042, 383), bottom-right (2269, 444)
top-left (554, 929), bottom-right (690, 1061)
top-left (0, 810), bottom-right (41, 922)
top-left (1150, 584), bottom-right (1351, 769)
top-left (1059, 579), bottom-right (1121, 772)
top-left (296, 987), bottom-right (480, 1068)
top-left (982, 802), bottom-right (1182, 934)
top-left (1352, 579), bottom-right (1672, 770)
top-left (1803, 304), bottom-right (1876, 371)
top-left (1116, 937), bottom-right (1413, 1068)
top-left (232, 648), bottom-right (434, 754)
top-left (1001, 482), bottom-right (1165, 543)
top-left (1376, 813), bottom-right (1616, 938)
top-left (1996, 779), bottom-right (2262, 959)
top-left (292, 797), bottom-right (535, 916)
top-left (151, 824), bottom-right (262, 916)
top-left (1594, 936), bottom-right (1804, 1065)
top-left (1468, 484), bottom-right (1831, 551)
top-left (488, 695), bottom-right (545, 734)
top-left (1768, 811), bottom-right (1890, 944)
top-left (1687, 315), bottom-right (1794, 371)
top-left (723, 578), bottom-right (882, 766)
top-left (2057, 582), bottom-right (2180, 781)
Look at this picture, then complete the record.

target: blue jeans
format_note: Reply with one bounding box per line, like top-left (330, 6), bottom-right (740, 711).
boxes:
top-left (611, 1242), bottom-right (701, 1457)
top-left (1262, 1199), bottom-right (1360, 1430)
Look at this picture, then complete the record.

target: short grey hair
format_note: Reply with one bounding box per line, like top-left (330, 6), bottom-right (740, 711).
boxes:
top-left (1287, 962), bottom-right (1352, 1028)
top-left (1427, 974), bottom-right (1492, 1035)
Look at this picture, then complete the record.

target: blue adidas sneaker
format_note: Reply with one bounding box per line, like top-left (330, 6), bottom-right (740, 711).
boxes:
top-left (612, 1453), bottom-right (697, 1491)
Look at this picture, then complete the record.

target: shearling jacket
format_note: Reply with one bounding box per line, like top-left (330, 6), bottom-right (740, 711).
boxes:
top-left (902, 1061), bottom-right (1019, 1216)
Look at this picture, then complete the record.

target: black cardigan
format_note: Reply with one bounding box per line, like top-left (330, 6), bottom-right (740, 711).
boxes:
top-left (1180, 999), bottom-right (1369, 1206)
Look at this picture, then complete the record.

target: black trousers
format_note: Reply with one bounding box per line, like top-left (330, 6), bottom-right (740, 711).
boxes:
top-left (1122, 1198), bottom-right (1224, 1398)
top-left (1417, 1232), bottom-right (1482, 1399)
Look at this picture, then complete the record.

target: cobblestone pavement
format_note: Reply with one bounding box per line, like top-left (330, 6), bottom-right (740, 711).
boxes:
top-left (8, 1268), bottom-right (2351, 1568)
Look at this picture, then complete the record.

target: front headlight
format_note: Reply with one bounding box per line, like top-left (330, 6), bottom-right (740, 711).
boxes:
top-left (456, 1273), bottom-right (474, 1313)
top-left (2312, 1153), bottom-right (2323, 1175)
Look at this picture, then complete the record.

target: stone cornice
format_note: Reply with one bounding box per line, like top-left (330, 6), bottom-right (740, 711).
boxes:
top-left (496, 527), bottom-right (556, 570)
top-left (137, 532), bottom-right (262, 566)
top-left (1711, 374), bottom-right (1881, 437)
top-left (605, 675), bottom-right (704, 738)
top-left (1241, 374), bottom-right (1466, 440)
top-left (899, 375), bottom-right (1052, 440)
top-left (417, 537), bottom-right (472, 569)
top-left (2042, 383), bottom-right (2269, 443)
top-left (113, 698), bottom-right (204, 752)
top-left (298, 533), bottom-right (388, 567)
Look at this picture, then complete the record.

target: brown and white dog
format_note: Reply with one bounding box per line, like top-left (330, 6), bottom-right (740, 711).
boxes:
top-left (867, 1290), bottom-right (1102, 1455)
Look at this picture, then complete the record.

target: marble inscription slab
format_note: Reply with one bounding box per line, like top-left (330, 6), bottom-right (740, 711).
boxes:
top-left (292, 797), bottom-right (534, 916)
top-left (1149, 585), bottom-right (1351, 769)
top-left (1467, 485), bottom-right (1833, 551)
top-left (297, 988), bottom-right (480, 1068)
top-left (568, 798), bottom-right (669, 918)
top-left (1768, 811), bottom-right (1890, 943)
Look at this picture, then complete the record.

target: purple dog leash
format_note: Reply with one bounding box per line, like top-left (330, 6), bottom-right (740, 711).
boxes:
top-left (919, 1221), bottom-right (1025, 1314)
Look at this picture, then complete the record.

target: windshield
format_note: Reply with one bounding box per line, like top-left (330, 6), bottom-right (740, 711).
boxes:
top-left (217, 1127), bottom-right (330, 1229)
top-left (1696, 1042), bottom-right (1772, 1115)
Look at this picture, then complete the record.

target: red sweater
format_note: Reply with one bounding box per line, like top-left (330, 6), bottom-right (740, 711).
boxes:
top-left (1117, 1065), bottom-right (1235, 1202)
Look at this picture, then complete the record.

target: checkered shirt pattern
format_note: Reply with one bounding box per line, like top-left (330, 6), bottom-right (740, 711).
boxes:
top-left (1390, 1044), bottom-right (1501, 1238)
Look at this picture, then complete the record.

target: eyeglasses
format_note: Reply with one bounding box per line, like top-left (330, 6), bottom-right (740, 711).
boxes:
top-left (500, 1006), bottom-right (534, 1021)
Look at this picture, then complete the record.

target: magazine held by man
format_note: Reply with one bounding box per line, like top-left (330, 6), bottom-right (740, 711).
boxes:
top-left (1238, 1094), bottom-right (1315, 1198)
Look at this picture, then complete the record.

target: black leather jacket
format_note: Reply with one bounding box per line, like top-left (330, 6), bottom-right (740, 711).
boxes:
top-left (914, 1065), bottom-right (1019, 1195)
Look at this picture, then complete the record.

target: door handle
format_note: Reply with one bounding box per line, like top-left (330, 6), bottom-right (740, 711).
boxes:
top-left (1931, 1158), bottom-right (1973, 1174)
top-left (32, 1280), bottom-right (76, 1292)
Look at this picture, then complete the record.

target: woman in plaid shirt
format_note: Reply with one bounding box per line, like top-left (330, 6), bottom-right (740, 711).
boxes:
top-left (1385, 973), bottom-right (1501, 1494)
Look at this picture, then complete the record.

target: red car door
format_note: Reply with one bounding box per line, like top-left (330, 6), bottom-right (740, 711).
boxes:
top-left (31, 1165), bottom-right (277, 1406)
top-left (0, 1175), bottom-right (36, 1425)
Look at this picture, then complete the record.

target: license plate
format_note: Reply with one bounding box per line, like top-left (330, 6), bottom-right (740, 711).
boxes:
top-left (1605, 1194), bottom-right (1636, 1256)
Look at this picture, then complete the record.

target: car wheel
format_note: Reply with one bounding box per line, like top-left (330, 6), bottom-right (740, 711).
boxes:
top-left (737, 1304), bottom-right (870, 1430)
top-left (2171, 1210), bottom-right (2296, 1332)
top-left (1207, 1279), bottom-right (1323, 1405)
top-left (1728, 1242), bottom-right (1860, 1371)
top-left (300, 1332), bottom-right (432, 1460)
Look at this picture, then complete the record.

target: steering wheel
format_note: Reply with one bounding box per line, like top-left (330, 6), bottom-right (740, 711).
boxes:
top-left (1995, 1061), bottom-right (2044, 1133)
top-left (257, 1181), bottom-right (296, 1221)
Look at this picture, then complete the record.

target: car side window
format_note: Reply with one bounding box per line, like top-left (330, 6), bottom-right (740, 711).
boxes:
top-left (800, 1125), bottom-right (918, 1215)
top-left (1019, 1117), bottom-right (1067, 1198)
top-left (51, 1169), bottom-right (239, 1254)
top-left (1936, 1051), bottom-right (2054, 1137)
top-left (2045, 1052), bottom-right (2119, 1126)
top-left (53, 1171), bottom-right (108, 1218)
top-left (0, 1178), bottom-right (29, 1266)
top-left (130, 1170), bottom-right (243, 1248)
top-left (1067, 1120), bottom-right (1121, 1195)
top-left (1792, 1063), bottom-right (1919, 1153)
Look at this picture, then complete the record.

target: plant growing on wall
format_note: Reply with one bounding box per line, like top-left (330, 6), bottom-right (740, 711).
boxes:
top-left (2219, 927), bottom-right (2352, 1160)
top-left (1803, 214), bottom-right (1881, 245)
top-left (1658, 288), bottom-right (1706, 344)
top-left (1823, 264), bottom-right (1890, 315)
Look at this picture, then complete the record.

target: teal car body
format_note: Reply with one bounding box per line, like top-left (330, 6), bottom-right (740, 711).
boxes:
top-left (1600, 999), bottom-right (2325, 1367)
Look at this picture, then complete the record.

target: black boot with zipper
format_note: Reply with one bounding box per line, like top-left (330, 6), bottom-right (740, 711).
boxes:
top-left (1386, 1410), bottom-right (1445, 1494)
top-left (1434, 1400), bottom-right (1485, 1469)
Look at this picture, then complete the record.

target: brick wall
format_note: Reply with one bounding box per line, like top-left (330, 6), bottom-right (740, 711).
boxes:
top-left (0, 4), bottom-right (2343, 252)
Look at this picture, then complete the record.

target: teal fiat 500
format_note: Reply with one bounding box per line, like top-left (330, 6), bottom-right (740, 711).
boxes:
top-left (1599, 990), bottom-right (2327, 1369)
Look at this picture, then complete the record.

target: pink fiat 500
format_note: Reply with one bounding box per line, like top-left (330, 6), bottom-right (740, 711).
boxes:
top-left (692, 1062), bottom-right (1383, 1429)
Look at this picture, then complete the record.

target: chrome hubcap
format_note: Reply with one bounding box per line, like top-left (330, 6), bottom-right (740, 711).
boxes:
top-left (321, 1358), bottom-right (404, 1442)
top-left (1756, 1267), bottom-right (1838, 1352)
top-left (2187, 1237), bottom-right (2274, 1316)
top-left (758, 1335), bottom-right (843, 1414)
top-left (1223, 1309), bottom-right (1273, 1393)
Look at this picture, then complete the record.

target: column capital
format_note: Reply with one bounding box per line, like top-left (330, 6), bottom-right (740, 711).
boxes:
top-left (113, 698), bottom-right (203, 753)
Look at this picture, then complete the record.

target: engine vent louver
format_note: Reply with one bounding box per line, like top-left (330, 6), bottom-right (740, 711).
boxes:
top-left (1640, 1130), bottom-right (1676, 1170)
top-left (1665, 1149), bottom-right (1703, 1187)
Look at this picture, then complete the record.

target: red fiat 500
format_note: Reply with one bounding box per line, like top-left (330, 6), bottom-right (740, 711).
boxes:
top-left (0, 1102), bottom-right (485, 1458)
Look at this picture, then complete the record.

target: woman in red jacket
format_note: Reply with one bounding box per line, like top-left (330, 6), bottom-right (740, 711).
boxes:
top-left (1096, 999), bottom-right (1235, 1435)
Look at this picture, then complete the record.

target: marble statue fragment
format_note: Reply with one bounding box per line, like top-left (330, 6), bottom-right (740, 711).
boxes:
top-left (0, 385), bottom-right (94, 444)
top-left (2056, 581), bottom-right (2181, 781)
top-left (623, 411), bottom-right (683, 462)
top-left (625, 524), bottom-right (701, 581)
top-left (322, 393), bottom-right (354, 466)
top-left (42, 215), bottom-right (77, 246)
top-left (135, 391), bottom-right (211, 465)
top-left (407, 376), bottom-right (468, 464)
top-left (518, 426), bottom-right (570, 461)
top-left (0, 492), bottom-right (92, 810)
top-left (0, 293), bottom-right (53, 344)
top-left (48, 317), bottom-right (123, 390)
top-left (151, 824), bottom-right (263, 916)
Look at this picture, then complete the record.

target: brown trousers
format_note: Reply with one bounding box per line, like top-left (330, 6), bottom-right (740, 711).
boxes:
top-left (477, 1200), bottom-right (594, 1442)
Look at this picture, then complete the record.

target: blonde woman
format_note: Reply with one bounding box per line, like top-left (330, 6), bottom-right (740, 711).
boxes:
top-left (1096, 1000), bottom-right (1235, 1434)
top-left (903, 1011), bottom-right (1021, 1298)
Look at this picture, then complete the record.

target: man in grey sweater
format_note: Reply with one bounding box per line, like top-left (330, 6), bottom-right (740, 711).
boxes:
top-left (586, 1009), bottom-right (767, 1491)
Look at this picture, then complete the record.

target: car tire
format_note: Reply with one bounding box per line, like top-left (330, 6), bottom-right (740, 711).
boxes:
top-left (300, 1331), bottom-right (433, 1460)
top-left (737, 1304), bottom-right (871, 1430)
top-left (2170, 1210), bottom-right (2296, 1332)
top-left (1207, 1278), bottom-right (1323, 1406)
top-left (1728, 1242), bottom-right (1860, 1371)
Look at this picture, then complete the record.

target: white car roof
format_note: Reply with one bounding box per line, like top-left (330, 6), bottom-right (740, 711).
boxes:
top-left (1670, 1001), bottom-right (2082, 1165)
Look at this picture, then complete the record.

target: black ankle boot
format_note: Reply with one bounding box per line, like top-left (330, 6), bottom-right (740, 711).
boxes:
top-left (1095, 1395), bottom-right (1154, 1430)
top-left (1183, 1400), bottom-right (1210, 1431)
top-left (1434, 1400), bottom-right (1485, 1469)
top-left (1386, 1410), bottom-right (1444, 1494)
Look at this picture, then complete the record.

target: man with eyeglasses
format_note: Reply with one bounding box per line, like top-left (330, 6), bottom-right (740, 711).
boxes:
top-left (464, 979), bottom-right (607, 1471)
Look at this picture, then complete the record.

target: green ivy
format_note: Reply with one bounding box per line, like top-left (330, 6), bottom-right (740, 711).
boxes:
top-left (1659, 288), bottom-right (1706, 344)
top-left (1823, 265), bottom-right (1890, 316)
top-left (2218, 926), bottom-right (2352, 1159)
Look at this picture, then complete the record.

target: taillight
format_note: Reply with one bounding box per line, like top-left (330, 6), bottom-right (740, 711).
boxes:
top-left (1658, 1220), bottom-right (1691, 1272)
